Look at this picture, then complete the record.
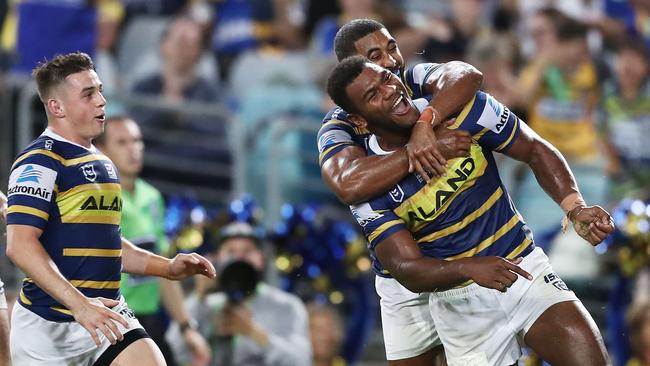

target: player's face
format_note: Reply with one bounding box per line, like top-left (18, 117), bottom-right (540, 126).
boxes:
top-left (100, 119), bottom-right (144, 177)
top-left (353, 28), bottom-right (404, 74)
top-left (347, 63), bottom-right (419, 132)
top-left (58, 70), bottom-right (106, 143)
top-left (217, 237), bottom-right (265, 271)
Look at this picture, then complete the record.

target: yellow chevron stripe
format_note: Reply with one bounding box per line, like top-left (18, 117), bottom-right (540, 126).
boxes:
top-left (506, 238), bottom-right (533, 259)
top-left (57, 183), bottom-right (121, 200)
top-left (449, 95), bottom-right (476, 130)
top-left (319, 142), bottom-right (350, 164)
top-left (417, 187), bottom-right (503, 243)
top-left (446, 214), bottom-right (521, 260)
top-left (69, 280), bottom-right (121, 289)
top-left (19, 289), bottom-right (32, 305)
top-left (12, 149), bottom-right (111, 169)
top-left (63, 248), bottom-right (122, 257)
top-left (473, 127), bottom-right (490, 142)
top-left (7, 205), bottom-right (49, 220)
top-left (50, 307), bottom-right (72, 315)
top-left (368, 219), bottom-right (403, 243)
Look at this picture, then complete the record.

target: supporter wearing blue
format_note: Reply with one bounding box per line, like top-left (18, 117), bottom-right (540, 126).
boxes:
top-left (327, 56), bottom-right (614, 366)
top-left (6, 52), bottom-right (216, 366)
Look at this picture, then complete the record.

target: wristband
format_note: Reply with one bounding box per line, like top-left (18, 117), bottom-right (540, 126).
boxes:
top-left (179, 318), bottom-right (198, 333)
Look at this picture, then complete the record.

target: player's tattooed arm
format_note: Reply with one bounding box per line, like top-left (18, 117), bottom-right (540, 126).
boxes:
top-left (504, 121), bottom-right (614, 245)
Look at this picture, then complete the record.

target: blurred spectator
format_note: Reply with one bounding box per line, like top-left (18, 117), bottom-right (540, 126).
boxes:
top-left (308, 302), bottom-right (344, 366)
top-left (600, 38), bottom-right (650, 201)
top-left (95, 116), bottom-right (211, 366)
top-left (13, 0), bottom-right (96, 74)
top-left (310, 0), bottom-right (378, 57)
top-left (210, 0), bottom-right (305, 80)
top-left (466, 34), bottom-right (518, 108)
top-left (513, 11), bottom-right (607, 281)
top-left (95, 0), bottom-right (126, 117)
top-left (627, 301), bottom-right (650, 366)
top-left (168, 222), bottom-right (312, 366)
top-left (600, 0), bottom-right (650, 54)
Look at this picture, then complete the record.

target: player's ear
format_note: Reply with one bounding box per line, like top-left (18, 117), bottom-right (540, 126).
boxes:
top-left (348, 114), bottom-right (368, 129)
top-left (46, 98), bottom-right (66, 118)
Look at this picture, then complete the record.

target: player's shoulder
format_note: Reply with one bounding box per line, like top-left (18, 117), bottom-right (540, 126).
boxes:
top-left (321, 105), bottom-right (352, 125)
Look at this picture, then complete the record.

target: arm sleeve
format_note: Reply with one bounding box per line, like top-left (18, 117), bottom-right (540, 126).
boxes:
top-left (317, 119), bottom-right (360, 165)
top-left (455, 91), bottom-right (521, 153)
top-left (263, 298), bottom-right (312, 366)
top-left (350, 197), bottom-right (406, 250)
top-left (6, 153), bottom-right (59, 229)
top-left (403, 62), bottom-right (441, 99)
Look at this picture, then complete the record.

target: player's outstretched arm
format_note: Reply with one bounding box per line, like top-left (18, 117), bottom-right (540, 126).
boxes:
top-left (504, 121), bottom-right (614, 245)
top-left (6, 225), bottom-right (129, 346)
top-left (121, 238), bottom-right (216, 280)
top-left (375, 230), bottom-right (531, 293)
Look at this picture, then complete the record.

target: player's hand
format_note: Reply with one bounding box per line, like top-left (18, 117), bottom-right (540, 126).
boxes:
top-left (168, 253), bottom-right (217, 280)
top-left (182, 327), bottom-right (211, 366)
top-left (569, 205), bottom-right (615, 245)
top-left (460, 257), bottom-right (533, 292)
top-left (406, 107), bottom-right (448, 181)
top-left (434, 119), bottom-right (472, 160)
top-left (71, 297), bottom-right (129, 346)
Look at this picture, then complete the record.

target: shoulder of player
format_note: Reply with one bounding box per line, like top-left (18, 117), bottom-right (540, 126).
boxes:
top-left (321, 105), bottom-right (353, 124)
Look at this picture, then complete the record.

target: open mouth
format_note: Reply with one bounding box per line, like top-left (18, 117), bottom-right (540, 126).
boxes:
top-left (95, 113), bottom-right (105, 122)
top-left (391, 92), bottom-right (410, 115)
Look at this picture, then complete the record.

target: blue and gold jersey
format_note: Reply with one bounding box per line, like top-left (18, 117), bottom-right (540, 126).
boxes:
top-left (317, 63), bottom-right (442, 165)
top-left (350, 92), bottom-right (535, 277)
top-left (7, 129), bottom-right (123, 322)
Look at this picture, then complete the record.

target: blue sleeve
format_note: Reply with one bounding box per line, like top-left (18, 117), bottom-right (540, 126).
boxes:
top-left (403, 63), bottom-right (441, 99)
top-left (350, 198), bottom-right (406, 250)
top-left (454, 92), bottom-right (521, 152)
top-left (7, 152), bottom-right (60, 229)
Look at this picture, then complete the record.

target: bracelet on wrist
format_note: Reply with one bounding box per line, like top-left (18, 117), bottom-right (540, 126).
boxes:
top-left (179, 318), bottom-right (198, 333)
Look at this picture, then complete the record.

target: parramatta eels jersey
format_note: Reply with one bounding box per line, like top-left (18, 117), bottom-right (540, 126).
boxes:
top-left (350, 92), bottom-right (536, 277)
top-left (317, 63), bottom-right (442, 165)
top-left (7, 129), bottom-right (123, 322)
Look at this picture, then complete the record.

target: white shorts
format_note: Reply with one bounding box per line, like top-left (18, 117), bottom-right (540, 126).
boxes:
top-left (429, 247), bottom-right (579, 366)
top-left (376, 276), bottom-right (441, 360)
top-left (10, 297), bottom-right (147, 366)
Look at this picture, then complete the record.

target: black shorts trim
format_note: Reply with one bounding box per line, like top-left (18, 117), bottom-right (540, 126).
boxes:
top-left (93, 328), bottom-right (150, 366)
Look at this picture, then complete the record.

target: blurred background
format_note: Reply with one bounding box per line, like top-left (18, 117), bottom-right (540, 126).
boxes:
top-left (0, 0), bottom-right (649, 365)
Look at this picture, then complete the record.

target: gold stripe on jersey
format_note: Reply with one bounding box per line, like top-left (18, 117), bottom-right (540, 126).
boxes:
top-left (417, 187), bottom-right (503, 244)
top-left (11, 149), bottom-right (111, 169)
top-left (506, 238), bottom-right (533, 259)
top-left (69, 280), bottom-right (121, 289)
top-left (19, 289), bottom-right (32, 305)
top-left (57, 184), bottom-right (122, 225)
top-left (7, 205), bottom-right (49, 220)
top-left (395, 145), bottom-right (488, 233)
top-left (368, 219), bottom-right (404, 243)
top-left (319, 142), bottom-right (349, 164)
top-left (51, 307), bottom-right (72, 315)
top-left (472, 127), bottom-right (490, 142)
top-left (446, 214), bottom-right (521, 260)
top-left (495, 117), bottom-right (519, 151)
top-left (449, 95), bottom-right (477, 130)
top-left (63, 248), bottom-right (122, 257)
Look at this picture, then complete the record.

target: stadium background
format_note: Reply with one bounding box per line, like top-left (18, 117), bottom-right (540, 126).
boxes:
top-left (0, 0), bottom-right (649, 365)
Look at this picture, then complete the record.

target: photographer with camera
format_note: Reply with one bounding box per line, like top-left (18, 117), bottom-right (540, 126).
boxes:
top-left (168, 222), bottom-right (312, 366)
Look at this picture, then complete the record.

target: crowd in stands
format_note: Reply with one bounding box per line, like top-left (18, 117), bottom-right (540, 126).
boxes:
top-left (1, 0), bottom-right (649, 365)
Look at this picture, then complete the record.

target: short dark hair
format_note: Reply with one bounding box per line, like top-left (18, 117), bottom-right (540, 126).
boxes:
top-left (334, 19), bottom-right (385, 61)
top-left (32, 52), bottom-right (95, 102)
top-left (557, 16), bottom-right (588, 42)
top-left (326, 56), bottom-right (368, 113)
top-left (93, 115), bottom-right (133, 146)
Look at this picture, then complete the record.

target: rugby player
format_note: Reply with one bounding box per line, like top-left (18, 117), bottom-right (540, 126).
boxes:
top-left (318, 19), bottom-right (479, 365)
top-left (5, 52), bottom-right (216, 366)
top-left (0, 191), bottom-right (10, 366)
top-left (326, 56), bottom-right (613, 366)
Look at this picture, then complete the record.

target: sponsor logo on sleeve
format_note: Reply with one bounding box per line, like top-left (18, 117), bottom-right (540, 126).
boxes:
top-left (350, 203), bottom-right (385, 227)
top-left (478, 94), bottom-right (510, 134)
top-left (8, 164), bottom-right (57, 201)
top-left (105, 163), bottom-right (118, 180)
top-left (318, 129), bottom-right (351, 151)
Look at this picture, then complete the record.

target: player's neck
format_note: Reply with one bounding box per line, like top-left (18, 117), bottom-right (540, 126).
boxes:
top-left (376, 131), bottom-right (409, 152)
top-left (47, 123), bottom-right (92, 148)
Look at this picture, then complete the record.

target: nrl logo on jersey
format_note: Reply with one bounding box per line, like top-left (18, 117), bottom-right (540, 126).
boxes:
top-left (81, 164), bottom-right (97, 182)
top-left (389, 185), bottom-right (405, 203)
